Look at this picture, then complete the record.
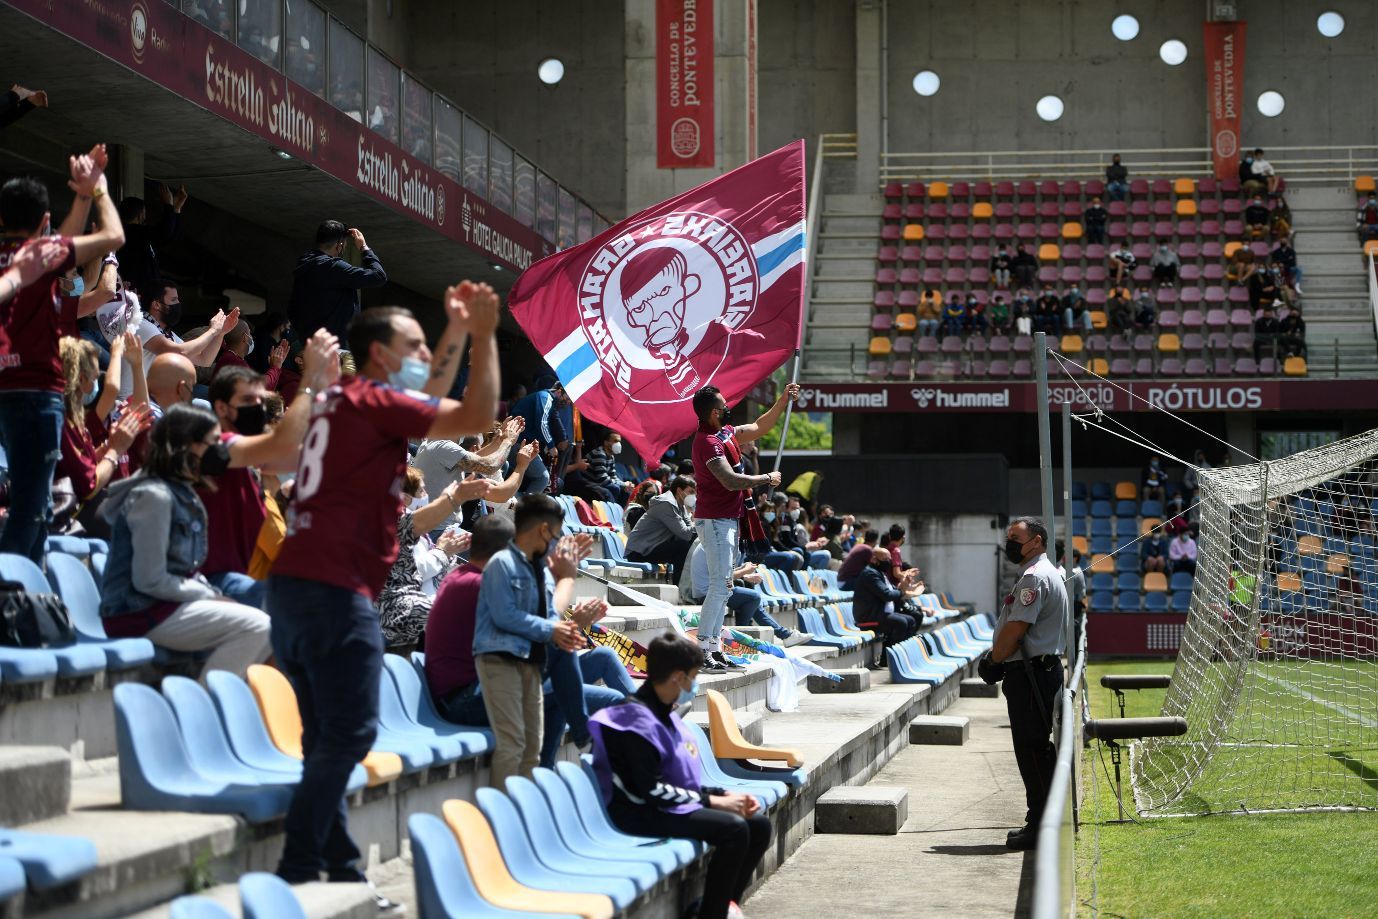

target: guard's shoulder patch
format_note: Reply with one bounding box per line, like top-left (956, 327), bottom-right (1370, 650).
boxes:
top-left (1018, 586), bottom-right (1038, 607)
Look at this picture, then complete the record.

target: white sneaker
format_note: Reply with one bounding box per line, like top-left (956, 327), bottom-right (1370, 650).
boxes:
top-left (781, 631), bottom-right (813, 648)
top-left (727, 902), bottom-right (746, 919)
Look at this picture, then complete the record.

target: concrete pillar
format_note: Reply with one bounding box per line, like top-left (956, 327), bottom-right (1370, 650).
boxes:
top-left (1224, 414), bottom-right (1256, 465)
top-left (624, 0), bottom-right (756, 213)
top-left (853, 0), bottom-right (881, 192)
top-left (115, 145), bottom-right (144, 204)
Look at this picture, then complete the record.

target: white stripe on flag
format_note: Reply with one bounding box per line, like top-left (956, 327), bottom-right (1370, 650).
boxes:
top-left (544, 328), bottom-right (590, 371)
top-left (752, 220), bottom-right (807, 293)
top-left (542, 328), bottom-right (604, 401)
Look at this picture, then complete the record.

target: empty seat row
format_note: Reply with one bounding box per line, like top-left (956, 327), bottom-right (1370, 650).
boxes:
top-left (885, 616), bottom-right (993, 685)
top-left (881, 177), bottom-right (1259, 202)
top-left (170, 873), bottom-right (320, 919)
top-left (863, 354), bottom-right (1303, 381)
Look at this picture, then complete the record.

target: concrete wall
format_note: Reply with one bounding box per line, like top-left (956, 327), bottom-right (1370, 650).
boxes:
top-left (883, 0), bottom-right (1378, 154)
top-left (758, 0), bottom-right (857, 163)
top-left (867, 512), bottom-right (1003, 615)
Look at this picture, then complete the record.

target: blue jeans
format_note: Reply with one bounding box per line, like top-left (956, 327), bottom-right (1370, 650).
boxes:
top-left (808, 550), bottom-right (833, 570)
top-left (540, 646), bottom-right (632, 766)
top-left (207, 571), bottom-right (267, 610)
top-left (1106, 180), bottom-right (1128, 201)
top-left (1063, 309), bottom-right (1092, 333)
top-left (917, 319), bottom-right (938, 337)
top-left (695, 518), bottom-right (737, 652)
top-left (763, 551), bottom-right (803, 571)
top-left (520, 456), bottom-right (551, 495)
top-left (0, 391), bottom-right (64, 563)
top-left (728, 586), bottom-right (787, 636)
top-left (266, 575), bottom-right (383, 883)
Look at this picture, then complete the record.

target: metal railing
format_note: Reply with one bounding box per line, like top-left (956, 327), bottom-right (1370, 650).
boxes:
top-left (803, 137), bottom-right (828, 338)
top-left (1032, 621), bottom-right (1088, 919)
top-left (821, 133), bottom-right (859, 159)
top-left (1369, 252), bottom-right (1378, 346)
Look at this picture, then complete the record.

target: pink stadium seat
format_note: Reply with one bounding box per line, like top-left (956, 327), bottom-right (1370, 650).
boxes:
top-left (1131, 221), bottom-right (1152, 239)
top-left (949, 224), bottom-right (970, 241)
top-left (893, 336), bottom-right (914, 354)
top-left (1084, 243), bottom-right (1106, 260)
top-left (1230, 331), bottom-right (1253, 352)
top-left (1258, 357), bottom-right (1278, 375)
top-left (877, 245), bottom-right (899, 264)
top-left (973, 181), bottom-right (993, 197)
top-left (1156, 287), bottom-right (1178, 305)
top-left (941, 336), bottom-right (964, 354)
top-left (987, 335), bottom-right (1011, 355)
top-left (1085, 290), bottom-right (1106, 308)
top-left (946, 244), bottom-right (969, 261)
top-left (1011, 358), bottom-right (1032, 376)
top-left (890, 360), bottom-right (912, 379)
top-left (1039, 222), bottom-right (1060, 239)
top-left (943, 267), bottom-right (967, 284)
top-left (1249, 241), bottom-right (1270, 258)
top-left (971, 290), bottom-right (992, 306)
top-left (994, 224), bottom-right (1014, 241)
top-left (1179, 288), bottom-right (1202, 305)
top-left (970, 244), bottom-right (991, 261)
top-left (1061, 266), bottom-right (1083, 283)
top-left (1039, 180), bottom-right (1059, 197)
top-left (1130, 200), bottom-right (1151, 218)
top-left (897, 290), bottom-right (919, 308)
top-left (1039, 201), bottom-right (1060, 218)
top-left (1158, 309), bottom-right (1181, 329)
top-left (987, 358), bottom-right (1011, 376)
top-left (1109, 357), bottom-right (1133, 375)
top-left (1063, 361), bottom-right (1084, 377)
top-left (1153, 221), bottom-right (1174, 238)
top-left (1062, 243), bottom-right (1083, 260)
top-left (1017, 223), bottom-right (1037, 240)
top-left (1158, 357), bottom-right (1183, 376)
top-left (903, 203), bottom-right (924, 221)
top-left (1207, 331), bottom-right (1230, 352)
top-left (1184, 357), bottom-right (1208, 375)
top-left (1062, 180), bottom-right (1081, 197)
top-left (873, 291), bottom-right (896, 310)
top-left (971, 224), bottom-right (992, 240)
top-left (1134, 357), bottom-right (1154, 375)
top-left (1234, 357), bottom-right (1258, 375)
top-left (883, 204), bottom-right (902, 221)
top-left (913, 359), bottom-right (935, 377)
top-left (923, 244), bottom-right (944, 263)
top-left (1108, 335), bottom-right (1132, 355)
top-left (1198, 198), bottom-right (1220, 216)
top-left (1182, 332), bottom-right (1205, 353)
top-left (1132, 265), bottom-right (1152, 283)
top-left (1201, 240), bottom-right (1223, 258)
top-left (1062, 202), bottom-right (1082, 218)
top-left (1017, 181), bottom-right (1036, 198)
top-left (1017, 201), bottom-right (1037, 218)
top-left (1131, 333), bottom-right (1153, 351)
top-left (881, 225), bottom-right (901, 242)
top-left (1179, 264), bottom-right (1201, 282)
top-left (871, 314), bottom-right (893, 332)
top-left (898, 267), bottom-right (921, 286)
top-left (950, 181), bottom-right (971, 198)
top-left (969, 266), bottom-right (991, 284)
top-left (1085, 333), bottom-right (1108, 352)
top-left (922, 268), bottom-right (943, 285)
top-left (1085, 265), bottom-right (1107, 283)
top-left (884, 182), bottom-right (903, 201)
top-left (899, 245), bottom-right (922, 263)
top-left (1130, 179), bottom-right (1149, 196)
top-left (1151, 179), bottom-right (1172, 196)
top-left (1229, 308), bottom-right (1253, 328)
top-left (1198, 177), bottom-right (1218, 195)
top-left (1153, 200), bottom-right (1173, 217)
top-left (1038, 266), bottom-right (1059, 283)
top-left (1222, 198), bottom-right (1243, 215)
top-left (951, 202), bottom-right (971, 219)
top-left (906, 182), bottom-right (926, 199)
top-left (1178, 241), bottom-right (1201, 259)
top-left (1212, 357), bottom-right (1233, 376)
top-left (1227, 286), bottom-right (1249, 304)
top-left (927, 224), bottom-right (948, 240)
top-left (995, 181), bottom-right (1015, 199)
top-left (875, 268), bottom-right (897, 285)
top-left (994, 202), bottom-right (1016, 218)
top-left (968, 336), bottom-right (989, 355)
top-left (1107, 221), bottom-right (1127, 240)
top-left (1107, 201), bottom-right (1128, 217)
top-left (1011, 335), bottom-right (1033, 354)
top-left (1200, 220), bottom-right (1222, 238)
top-left (1085, 180), bottom-right (1105, 196)
top-left (967, 359), bottom-right (988, 378)
top-left (1176, 220), bottom-right (1198, 237)
top-left (1204, 290), bottom-right (1226, 307)
top-left (867, 360), bottom-right (888, 379)
top-left (1132, 243), bottom-right (1153, 260)
top-left (927, 203), bottom-right (949, 220)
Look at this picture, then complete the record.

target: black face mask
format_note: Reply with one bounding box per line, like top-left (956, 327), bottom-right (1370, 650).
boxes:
top-left (232, 403), bottom-right (267, 436)
top-left (1004, 538), bottom-right (1027, 564)
top-left (718, 406), bottom-right (733, 426)
top-left (198, 442), bottom-right (232, 477)
top-left (159, 302), bottom-right (183, 327)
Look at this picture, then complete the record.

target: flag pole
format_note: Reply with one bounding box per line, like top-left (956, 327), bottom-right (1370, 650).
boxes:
top-left (771, 138), bottom-right (815, 475)
top-left (771, 348), bottom-right (801, 474)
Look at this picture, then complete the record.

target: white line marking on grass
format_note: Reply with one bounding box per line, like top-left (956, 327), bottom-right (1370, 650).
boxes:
top-left (1255, 671), bottom-right (1378, 729)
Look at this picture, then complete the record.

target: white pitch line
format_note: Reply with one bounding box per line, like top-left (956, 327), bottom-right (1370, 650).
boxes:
top-left (1254, 671), bottom-right (1378, 730)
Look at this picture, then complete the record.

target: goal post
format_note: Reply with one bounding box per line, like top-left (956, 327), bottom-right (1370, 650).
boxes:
top-left (1132, 428), bottom-right (1378, 816)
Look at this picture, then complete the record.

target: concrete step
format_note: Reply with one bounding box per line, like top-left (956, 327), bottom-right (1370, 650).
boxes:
top-left (0, 746), bottom-right (71, 828)
top-left (125, 881), bottom-right (376, 919)
top-left (811, 280), bottom-right (875, 300)
top-left (824, 193), bottom-right (884, 212)
top-left (820, 216), bottom-right (880, 234)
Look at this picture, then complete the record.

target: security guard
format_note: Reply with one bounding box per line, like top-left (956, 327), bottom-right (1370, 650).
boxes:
top-left (978, 515), bottom-right (1068, 851)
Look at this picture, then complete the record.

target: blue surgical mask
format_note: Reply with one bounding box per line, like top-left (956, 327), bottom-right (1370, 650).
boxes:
top-left (386, 347), bottom-right (431, 391)
top-left (763, 511), bottom-right (776, 523)
top-left (65, 275), bottom-right (85, 298)
top-left (676, 678), bottom-right (698, 707)
top-left (82, 384), bottom-right (99, 406)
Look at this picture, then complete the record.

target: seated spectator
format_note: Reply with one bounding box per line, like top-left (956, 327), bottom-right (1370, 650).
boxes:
top-left (1244, 148), bottom-right (1278, 197)
top-left (1150, 243), bottom-right (1180, 286)
top-left (990, 245), bottom-right (1012, 289)
top-left (1105, 154), bottom-right (1129, 201)
top-left (1249, 267), bottom-right (1279, 312)
top-left (942, 292), bottom-right (966, 337)
top-left (787, 497), bottom-right (832, 569)
top-left (1062, 285), bottom-right (1091, 334)
top-left (1109, 244), bottom-right (1135, 287)
top-left (589, 632), bottom-right (772, 919)
top-left (1253, 305), bottom-right (1280, 361)
top-left (1083, 196), bottom-right (1108, 245)
top-left (1226, 249), bottom-right (1257, 287)
top-left (1168, 529), bottom-right (1198, 575)
top-left (852, 547), bottom-right (921, 669)
top-left (964, 294), bottom-right (987, 334)
top-left (1108, 287), bottom-right (1134, 333)
top-left (1133, 288), bottom-right (1156, 330)
top-left (1035, 285), bottom-right (1062, 335)
top-left (1266, 262), bottom-right (1295, 308)
top-left (565, 428), bottom-right (635, 506)
top-left (1271, 237), bottom-right (1302, 291)
top-left (1143, 456), bottom-right (1168, 504)
top-left (1181, 449), bottom-right (1210, 494)
top-left (837, 528), bottom-right (879, 590)
top-left (1011, 245), bottom-right (1038, 290)
top-left (808, 505), bottom-right (836, 541)
top-left (988, 295), bottom-right (1012, 333)
top-left (1357, 192), bottom-right (1378, 244)
top-left (1011, 290), bottom-right (1034, 335)
top-left (758, 504), bottom-right (804, 571)
top-left (626, 475), bottom-right (696, 584)
top-left (1278, 305), bottom-right (1307, 359)
top-left (685, 538), bottom-right (809, 646)
top-left (378, 467), bottom-right (488, 652)
top-left (1141, 530), bottom-right (1169, 574)
top-left (1245, 196), bottom-right (1270, 239)
top-left (1270, 197), bottom-right (1292, 241)
top-left (821, 516), bottom-right (847, 564)
top-left (916, 287), bottom-right (942, 337)
top-left (97, 404), bottom-right (272, 677)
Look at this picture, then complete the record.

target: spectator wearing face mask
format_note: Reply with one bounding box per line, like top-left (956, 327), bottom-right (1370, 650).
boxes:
top-left (1083, 197), bottom-right (1108, 245)
top-left (1245, 197), bottom-right (1270, 240)
top-left (97, 404), bottom-right (273, 677)
top-left (626, 476), bottom-right (697, 584)
top-left (215, 319), bottom-right (289, 390)
top-left (852, 547), bottom-right (920, 669)
top-left (105, 280), bottom-right (238, 397)
top-left (1150, 243), bottom-right (1180, 286)
top-left (1143, 457), bottom-right (1168, 504)
top-left (414, 415), bottom-right (525, 530)
top-left (287, 220), bottom-right (388, 343)
top-left (565, 429), bottom-right (635, 506)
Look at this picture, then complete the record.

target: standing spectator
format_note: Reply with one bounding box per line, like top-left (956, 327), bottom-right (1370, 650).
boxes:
top-left (1133, 288), bottom-right (1156, 330)
top-left (626, 475), bottom-right (697, 584)
top-left (114, 184), bottom-right (187, 297)
top-left (916, 287), bottom-right (941, 337)
top-left (1109, 244), bottom-right (1136, 287)
top-left (690, 383), bottom-right (795, 672)
top-left (1141, 530), bottom-right (1169, 574)
top-left (248, 313), bottom-right (291, 373)
top-left (1253, 305), bottom-right (1280, 361)
top-left (97, 404), bottom-right (272, 676)
top-left (852, 547), bottom-right (920, 669)
top-left (565, 428), bottom-right (635, 506)
top-left (685, 538), bottom-right (809, 646)
top-left (1356, 192), bottom-right (1378, 244)
top-left (1150, 243), bottom-right (1180, 286)
top-left (509, 378), bottom-right (570, 495)
top-left (1083, 196), bottom-right (1108, 245)
top-left (1278, 305), bottom-right (1307, 359)
top-left (265, 283), bottom-right (498, 896)
top-left (1035, 285), bottom-right (1062, 336)
top-left (1245, 197), bottom-right (1270, 240)
top-left (0, 147), bottom-right (126, 562)
top-left (1143, 457), bottom-right (1168, 504)
top-left (1011, 245), bottom-right (1038, 290)
top-left (1062, 285), bottom-right (1090, 334)
top-left (990, 245), bottom-right (1012, 289)
top-left (286, 220), bottom-right (388, 343)
top-left (988, 295), bottom-right (1011, 333)
top-left (414, 415), bottom-right (524, 529)
top-left (1105, 154), bottom-right (1129, 201)
top-left (942, 292), bottom-right (966, 337)
top-left (1, 83), bottom-right (48, 127)
top-left (1271, 237), bottom-right (1302, 291)
top-left (1168, 529), bottom-right (1198, 575)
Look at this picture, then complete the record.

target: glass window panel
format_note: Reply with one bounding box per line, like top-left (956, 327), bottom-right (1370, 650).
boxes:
top-left (513, 155), bottom-right (536, 228)
top-left (576, 204), bottom-right (594, 244)
top-left (400, 73), bottom-right (432, 164)
top-left (462, 116), bottom-right (489, 196)
top-left (536, 173), bottom-right (558, 244)
top-left (186, 0), bottom-right (233, 39)
top-left (488, 138), bottom-right (514, 214)
top-left (558, 188), bottom-right (577, 250)
top-left (594, 215), bottom-right (610, 236)
top-left (434, 97), bottom-right (463, 183)
top-left (365, 47), bottom-right (400, 143)
top-left (236, 0), bottom-right (281, 67)
top-left (328, 19), bottom-right (365, 122)
top-left (284, 0), bottom-right (326, 97)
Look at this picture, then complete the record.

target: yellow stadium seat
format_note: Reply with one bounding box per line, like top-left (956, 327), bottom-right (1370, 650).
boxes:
top-left (1089, 358), bottom-right (1109, 375)
top-left (903, 224), bottom-right (925, 241)
top-left (1140, 516), bottom-right (1162, 536)
top-left (1298, 535), bottom-right (1323, 556)
top-left (1090, 554), bottom-right (1115, 574)
top-left (1143, 572), bottom-right (1168, 593)
top-left (1175, 199), bottom-right (1197, 216)
top-left (1223, 240), bottom-right (1243, 258)
top-left (1173, 178), bottom-right (1196, 196)
top-left (1061, 221), bottom-right (1082, 240)
top-left (1276, 571), bottom-right (1302, 593)
top-left (869, 336), bottom-right (892, 356)
top-left (928, 181), bottom-right (949, 199)
top-left (443, 800), bottom-right (616, 919)
top-left (247, 664), bottom-right (403, 786)
top-left (1090, 310), bottom-right (1108, 329)
top-left (706, 689), bottom-right (803, 766)
top-left (1283, 356), bottom-right (1308, 376)
top-left (1365, 239), bottom-right (1378, 259)
top-left (1356, 176), bottom-right (1376, 194)
top-left (1072, 535), bottom-right (1088, 555)
top-left (894, 312), bottom-right (917, 332)
top-left (1115, 481), bottom-right (1138, 501)
top-left (1060, 334), bottom-right (1083, 354)
top-left (1157, 333), bottom-right (1181, 353)
top-left (1327, 553), bottom-right (1350, 575)
top-left (973, 201), bottom-right (994, 219)
top-left (1038, 243), bottom-right (1060, 261)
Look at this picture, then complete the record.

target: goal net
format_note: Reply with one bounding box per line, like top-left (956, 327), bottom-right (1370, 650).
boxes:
top-left (1132, 428), bottom-right (1378, 816)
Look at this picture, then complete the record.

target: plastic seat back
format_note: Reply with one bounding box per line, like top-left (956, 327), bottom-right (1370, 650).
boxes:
top-left (410, 812), bottom-right (557, 919)
top-left (239, 872), bottom-right (308, 919)
top-left (0, 553), bottom-right (50, 593)
top-left (205, 670), bottom-right (305, 776)
top-left (114, 682), bottom-right (205, 794)
top-left (705, 689), bottom-right (802, 766)
top-left (43, 552), bottom-right (109, 640)
top-left (169, 898), bottom-right (234, 919)
top-left (162, 675), bottom-right (266, 785)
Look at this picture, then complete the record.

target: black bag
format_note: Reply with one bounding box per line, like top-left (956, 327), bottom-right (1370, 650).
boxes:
top-left (0, 578), bottom-right (76, 648)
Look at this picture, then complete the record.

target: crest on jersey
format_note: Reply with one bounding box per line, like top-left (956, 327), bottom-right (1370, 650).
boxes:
top-left (1019, 587), bottom-right (1037, 607)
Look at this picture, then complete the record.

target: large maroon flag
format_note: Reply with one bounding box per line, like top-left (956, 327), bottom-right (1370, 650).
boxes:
top-left (509, 140), bottom-right (806, 462)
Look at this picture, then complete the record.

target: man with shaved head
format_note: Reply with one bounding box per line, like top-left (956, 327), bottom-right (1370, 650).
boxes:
top-left (850, 545), bottom-right (921, 669)
top-left (116, 352), bottom-right (194, 471)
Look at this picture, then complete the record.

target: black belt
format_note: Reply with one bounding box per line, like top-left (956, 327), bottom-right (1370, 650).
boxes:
top-left (1009, 654), bottom-right (1060, 670)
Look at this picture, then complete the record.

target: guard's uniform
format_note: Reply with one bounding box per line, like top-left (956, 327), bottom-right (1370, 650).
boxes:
top-left (996, 551), bottom-right (1067, 828)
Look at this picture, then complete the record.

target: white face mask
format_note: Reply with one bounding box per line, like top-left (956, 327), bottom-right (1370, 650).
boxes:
top-left (684, 493), bottom-right (696, 510)
top-left (409, 493), bottom-right (428, 511)
top-left (610, 441), bottom-right (622, 455)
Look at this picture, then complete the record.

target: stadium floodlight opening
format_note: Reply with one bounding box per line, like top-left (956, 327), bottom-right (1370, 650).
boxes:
top-left (1036, 95), bottom-right (1064, 122)
top-left (912, 70), bottom-right (940, 96)
top-left (1317, 11), bottom-right (1345, 37)
top-left (1257, 90), bottom-right (1286, 117)
top-left (1111, 14), bottom-right (1140, 41)
top-left (538, 58), bottom-right (565, 85)
top-left (1159, 39), bottom-right (1187, 65)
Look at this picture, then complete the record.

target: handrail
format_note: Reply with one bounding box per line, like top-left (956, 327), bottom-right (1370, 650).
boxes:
top-left (802, 137), bottom-right (829, 350)
top-left (1032, 625), bottom-right (1088, 919)
top-left (1369, 252), bottom-right (1378, 346)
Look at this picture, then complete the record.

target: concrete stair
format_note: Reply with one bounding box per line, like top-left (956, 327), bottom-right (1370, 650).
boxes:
top-left (805, 193), bottom-right (885, 378)
top-left (0, 746), bottom-right (71, 826)
top-left (1288, 184), bottom-right (1378, 378)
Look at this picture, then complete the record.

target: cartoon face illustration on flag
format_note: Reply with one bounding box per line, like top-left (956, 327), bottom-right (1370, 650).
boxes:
top-left (509, 141), bottom-right (807, 463)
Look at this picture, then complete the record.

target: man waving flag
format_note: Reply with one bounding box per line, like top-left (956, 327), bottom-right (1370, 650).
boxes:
top-left (509, 140), bottom-right (806, 463)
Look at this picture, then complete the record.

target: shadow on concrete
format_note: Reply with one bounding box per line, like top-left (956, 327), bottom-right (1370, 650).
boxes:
top-left (927, 843), bottom-right (1015, 856)
top-left (1013, 849), bottom-right (1036, 918)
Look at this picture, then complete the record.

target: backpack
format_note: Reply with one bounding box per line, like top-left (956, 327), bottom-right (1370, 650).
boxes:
top-left (0, 580), bottom-right (76, 648)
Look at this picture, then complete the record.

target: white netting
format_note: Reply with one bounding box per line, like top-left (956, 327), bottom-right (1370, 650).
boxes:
top-left (1133, 427), bottom-right (1378, 816)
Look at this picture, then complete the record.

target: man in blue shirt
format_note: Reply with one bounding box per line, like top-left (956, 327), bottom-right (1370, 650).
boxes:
top-left (508, 378), bottom-right (570, 494)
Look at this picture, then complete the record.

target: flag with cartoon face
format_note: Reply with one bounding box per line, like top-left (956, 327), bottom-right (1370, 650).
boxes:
top-left (508, 140), bottom-right (806, 462)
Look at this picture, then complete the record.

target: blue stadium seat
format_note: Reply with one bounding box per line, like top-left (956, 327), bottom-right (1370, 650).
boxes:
top-left (1091, 482), bottom-right (1113, 500)
top-left (204, 671), bottom-right (316, 780)
top-left (553, 761), bottom-right (702, 865)
top-left (0, 857), bottom-right (22, 902)
top-left (1091, 520), bottom-right (1113, 539)
top-left (0, 829), bottom-right (97, 890)
top-left (475, 788), bottom-right (639, 911)
top-left (374, 657), bottom-right (469, 764)
top-left (1115, 500), bottom-right (1137, 517)
top-left (0, 554), bottom-right (106, 678)
top-left (919, 633), bottom-right (966, 669)
top-left (1115, 554), bottom-right (1139, 573)
top-left (114, 682), bottom-right (291, 821)
top-left (590, 528), bottom-right (654, 575)
top-left (1168, 571), bottom-right (1194, 591)
top-left (1090, 537), bottom-right (1113, 555)
top-left (1116, 591), bottom-right (1142, 611)
top-left (532, 767), bottom-right (690, 873)
top-left (1070, 500), bottom-right (1089, 518)
top-left (1116, 573), bottom-right (1142, 592)
top-left (1072, 519), bottom-right (1089, 537)
top-left (1324, 536), bottom-right (1348, 554)
top-left (885, 642), bottom-right (946, 685)
top-left (1114, 518), bottom-right (1138, 539)
top-left (1071, 482), bottom-right (1088, 500)
top-left (1170, 590), bottom-right (1192, 612)
top-left (679, 720), bottom-right (786, 808)
top-left (384, 655), bottom-right (494, 756)
top-left (1140, 499), bottom-right (1164, 517)
top-left (170, 897), bottom-right (234, 919)
top-left (505, 776), bottom-right (661, 894)
top-left (45, 553), bottom-right (155, 670)
top-left (0, 644), bottom-right (58, 684)
top-left (795, 607), bottom-right (858, 648)
top-left (1143, 592), bottom-right (1170, 613)
top-left (1090, 590), bottom-right (1115, 611)
top-left (163, 676), bottom-right (290, 788)
top-left (240, 872), bottom-right (308, 919)
top-left (1090, 500), bottom-right (1113, 518)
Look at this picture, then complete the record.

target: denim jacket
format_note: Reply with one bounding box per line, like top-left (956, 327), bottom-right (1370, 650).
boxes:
top-left (99, 473), bottom-right (217, 619)
top-left (472, 542), bottom-right (557, 660)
